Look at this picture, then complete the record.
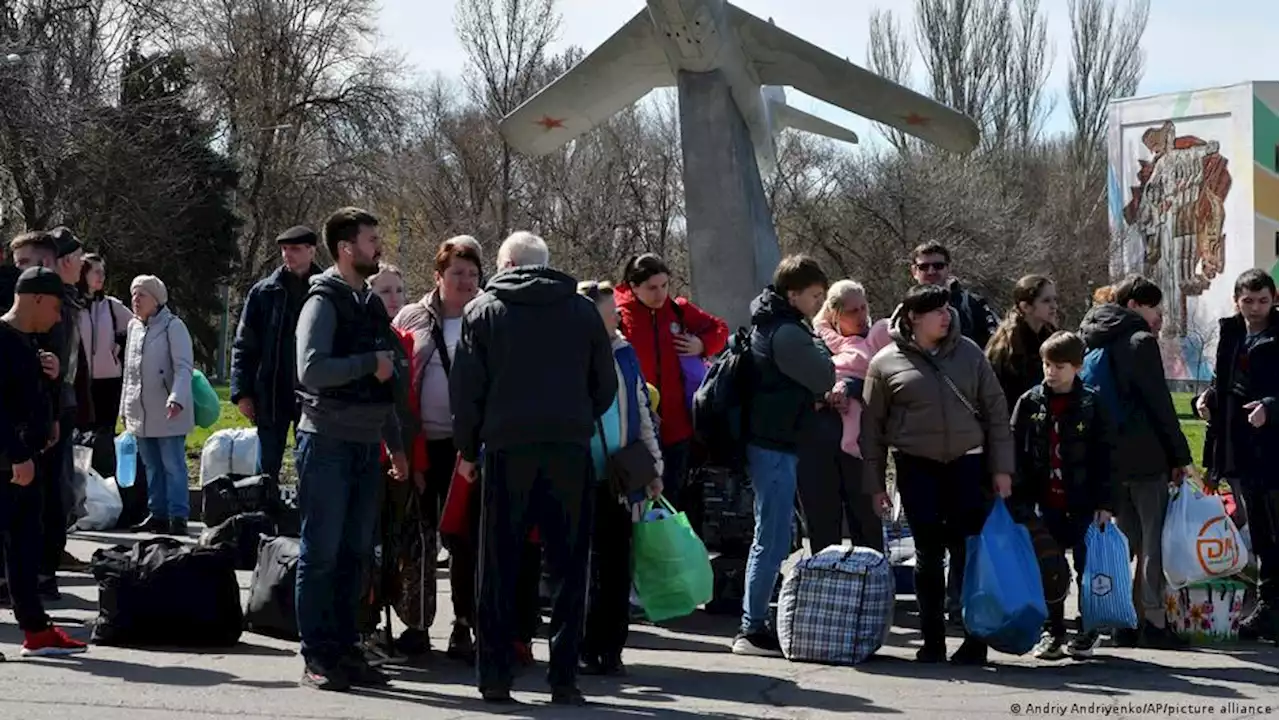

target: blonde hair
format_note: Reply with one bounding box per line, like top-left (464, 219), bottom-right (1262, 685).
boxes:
top-left (369, 263), bottom-right (403, 285)
top-left (577, 280), bottom-right (615, 303)
top-left (821, 279), bottom-right (866, 325)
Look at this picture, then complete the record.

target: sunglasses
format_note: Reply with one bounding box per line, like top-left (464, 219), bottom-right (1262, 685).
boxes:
top-left (915, 261), bottom-right (949, 272)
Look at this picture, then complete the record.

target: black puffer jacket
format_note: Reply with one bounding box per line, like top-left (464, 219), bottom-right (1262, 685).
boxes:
top-left (1078, 304), bottom-right (1191, 479)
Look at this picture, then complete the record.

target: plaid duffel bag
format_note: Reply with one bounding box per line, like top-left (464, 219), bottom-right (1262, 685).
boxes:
top-left (777, 545), bottom-right (894, 665)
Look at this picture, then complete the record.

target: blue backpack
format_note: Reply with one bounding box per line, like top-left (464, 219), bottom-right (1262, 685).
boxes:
top-left (1079, 347), bottom-right (1123, 421)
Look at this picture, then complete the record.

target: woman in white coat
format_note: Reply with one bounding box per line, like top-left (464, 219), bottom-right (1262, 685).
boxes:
top-left (119, 275), bottom-right (195, 535)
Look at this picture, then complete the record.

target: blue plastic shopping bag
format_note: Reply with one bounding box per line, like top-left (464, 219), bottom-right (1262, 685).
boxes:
top-left (1080, 522), bottom-right (1139, 633)
top-left (962, 498), bottom-right (1047, 655)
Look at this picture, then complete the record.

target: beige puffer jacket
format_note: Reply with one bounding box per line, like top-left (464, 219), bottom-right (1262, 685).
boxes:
top-left (859, 305), bottom-right (1014, 493)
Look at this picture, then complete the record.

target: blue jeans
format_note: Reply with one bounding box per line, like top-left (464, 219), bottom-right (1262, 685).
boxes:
top-left (741, 444), bottom-right (797, 634)
top-left (136, 435), bottom-right (190, 519)
top-left (293, 430), bottom-right (383, 664)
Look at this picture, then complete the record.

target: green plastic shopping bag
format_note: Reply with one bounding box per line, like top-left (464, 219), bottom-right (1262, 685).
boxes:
top-left (631, 496), bottom-right (714, 622)
top-left (191, 370), bottom-right (221, 428)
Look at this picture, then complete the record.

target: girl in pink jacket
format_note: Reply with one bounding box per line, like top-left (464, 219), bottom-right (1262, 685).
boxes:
top-left (813, 280), bottom-right (892, 460)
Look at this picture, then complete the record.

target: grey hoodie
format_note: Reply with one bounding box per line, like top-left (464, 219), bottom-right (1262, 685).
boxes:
top-left (860, 305), bottom-right (1014, 493)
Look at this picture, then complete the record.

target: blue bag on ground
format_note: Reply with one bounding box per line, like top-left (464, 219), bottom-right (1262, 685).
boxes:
top-left (962, 499), bottom-right (1047, 655)
top-left (1080, 522), bottom-right (1139, 633)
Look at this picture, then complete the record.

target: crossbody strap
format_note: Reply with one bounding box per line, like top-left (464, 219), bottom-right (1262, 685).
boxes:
top-left (919, 352), bottom-right (980, 420)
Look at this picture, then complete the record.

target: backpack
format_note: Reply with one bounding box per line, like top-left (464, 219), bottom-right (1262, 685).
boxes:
top-left (90, 537), bottom-right (243, 647)
top-left (692, 327), bottom-right (753, 466)
top-left (244, 535), bottom-right (301, 640)
top-left (1079, 347), bottom-right (1123, 421)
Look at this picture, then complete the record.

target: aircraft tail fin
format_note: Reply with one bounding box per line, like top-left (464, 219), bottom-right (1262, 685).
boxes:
top-left (767, 94), bottom-right (858, 146)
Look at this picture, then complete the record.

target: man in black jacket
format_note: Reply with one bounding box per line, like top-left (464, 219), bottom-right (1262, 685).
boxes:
top-left (231, 226), bottom-right (322, 481)
top-left (1196, 269), bottom-right (1277, 643)
top-left (450, 231), bottom-right (617, 706)
top-left (1079, 274), bottom-right (1192, 649)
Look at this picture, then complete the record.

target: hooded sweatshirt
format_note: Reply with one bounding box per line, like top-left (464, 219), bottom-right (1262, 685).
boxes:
top-left (449, 265), bottom-right (618, 463)
top-left (814, 316), bottom-right (892, 457)
top-left (860, 305), bottom-right (1014, 494)
top-left (1078, 303), bottom-right (1191, 478)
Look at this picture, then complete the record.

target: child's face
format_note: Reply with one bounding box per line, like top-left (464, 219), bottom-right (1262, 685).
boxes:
top-left (1043, 360), bottom-right (1078, 390)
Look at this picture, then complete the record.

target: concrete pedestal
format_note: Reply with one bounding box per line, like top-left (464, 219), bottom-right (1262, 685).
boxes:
top-left (678, 69), bottom-right (781, 331)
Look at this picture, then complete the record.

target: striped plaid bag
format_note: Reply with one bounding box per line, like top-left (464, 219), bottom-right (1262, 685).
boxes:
top-left (777, 545), bottom-right (895, 665)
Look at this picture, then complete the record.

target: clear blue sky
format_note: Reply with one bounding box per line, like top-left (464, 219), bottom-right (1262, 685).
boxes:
top-left (379, 0), bottom-right (1279, 146)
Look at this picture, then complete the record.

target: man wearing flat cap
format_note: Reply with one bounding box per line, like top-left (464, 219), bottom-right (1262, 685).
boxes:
top-left (230, 225), bottom-right (323, 482)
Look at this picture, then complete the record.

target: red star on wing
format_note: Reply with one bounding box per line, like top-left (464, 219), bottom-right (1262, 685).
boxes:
top-left (536, 115), bottom-right (566, 130)
top-left (902, 112), bottom-right (931, 127)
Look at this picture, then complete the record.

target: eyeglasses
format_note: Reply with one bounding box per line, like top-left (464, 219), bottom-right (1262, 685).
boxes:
top-left (915, 261), bottom-right (949, 272)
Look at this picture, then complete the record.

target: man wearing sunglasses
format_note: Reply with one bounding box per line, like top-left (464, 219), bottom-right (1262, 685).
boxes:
top-left (910, 241), bottom-right (1001, 354)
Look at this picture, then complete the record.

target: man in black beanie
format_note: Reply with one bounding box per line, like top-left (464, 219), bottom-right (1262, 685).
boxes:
top-left (0, 267), bottom-right (89, 657)
top-left (231, 225), bottom-right (323, 481)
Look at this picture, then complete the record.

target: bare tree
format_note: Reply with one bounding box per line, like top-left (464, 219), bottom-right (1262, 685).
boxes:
top-left (454, 0), bottom-right (560, 236)
top-left (1066, 0), bottom-right (1149, 169)
top-left (1007, 0), bottom-right (1055, 151)
top-left (867, 9), bottom-right (914, 152)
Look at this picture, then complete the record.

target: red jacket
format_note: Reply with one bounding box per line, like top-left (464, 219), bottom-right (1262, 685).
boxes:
top-left (615, 284), bottom-right (729, 446)
top-left (382, 327), bottom-right (429, 472)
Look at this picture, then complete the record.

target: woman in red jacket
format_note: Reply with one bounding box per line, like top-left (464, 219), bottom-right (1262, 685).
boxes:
top-left (616, 253), bottom-right (728, 503)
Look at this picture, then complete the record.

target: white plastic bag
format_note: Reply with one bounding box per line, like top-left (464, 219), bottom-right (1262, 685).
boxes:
top-left (74, 470), bottom-right (123, 531)
top-left (1162, 478), bottom-right (1249, 589)
top-left (199, 427), bottom-right (259, 486)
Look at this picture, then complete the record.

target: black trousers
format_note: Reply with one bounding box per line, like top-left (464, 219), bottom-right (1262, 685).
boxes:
top-left (39, 414), bottom-right (71, 578)
top-left (582, 483), bottom-right (633, 664)
top-left (895, 452), bottom-right (989, 648)
top-left (796, 408), bottom-right (883, 553)
top-left (1241, 479), bottom-right (1278, 610)
top-left (1, 480), bottom-right (52, 632)
top-left (477, 443), bottom-right (594, 692)
top-left (1041, 509), bottom-right (1091, 637)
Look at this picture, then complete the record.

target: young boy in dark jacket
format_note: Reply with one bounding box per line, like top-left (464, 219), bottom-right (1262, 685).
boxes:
top-left (1011, 331), bottom-right (1116, 660)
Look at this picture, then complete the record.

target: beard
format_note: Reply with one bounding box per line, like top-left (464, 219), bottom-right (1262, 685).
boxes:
top-left (353, 252), bottom-right (381, 278)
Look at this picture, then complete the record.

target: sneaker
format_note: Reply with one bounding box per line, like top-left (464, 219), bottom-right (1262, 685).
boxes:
top-left (1138, 620), bottom-right (1189, 650)
top-left (949, 638), bottom-right (989, 666)
top-left (131, 514), bottom-right (167, 533)
top-left (359, 635), bottom-right (397, 667)
top-left (60, 551), bottom-right (91, 573)
top-left (340, 648), bottom-right (391, 687)
top-left (1238, 606), bottom-right (1278, 644)
top-left (480, 686), bottom-right (515, 703)
top-left (36, 577), bottom-right (61, 602)
top-left (445, 624), bottom-right (474, 665)
top-left (915, 643), bottom-right (947, 664)
top-left (1032, 632), bottom-right (1067, 660)
top-left (21, 627), bottom-right (88, 657)
top-left (731, 631), bottom-right (783, 658)
top-left (1111, 627), bottom-right (1140, 648)
top-left (301, 658), bottom-right (350, 692)
top-left (1067, 630), bottom-right (1103, 659)
top-left (167, 518), bottom-right (189, 536)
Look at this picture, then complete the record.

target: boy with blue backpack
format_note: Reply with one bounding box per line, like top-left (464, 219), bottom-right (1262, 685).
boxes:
top-left (1011, 331), bottom-right (1116, 660)
top-left (1078, 275), bottom-right (1192, 649)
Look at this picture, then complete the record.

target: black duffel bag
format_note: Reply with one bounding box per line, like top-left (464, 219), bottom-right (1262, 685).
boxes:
top-left (90, 537), bottom-right (243, 647)
top-left (202, 474), bottom-right (277, 528)
top-left (198, 512), bottom-right (279, 571)
top-left (244, 535), bottom-right (301, 641)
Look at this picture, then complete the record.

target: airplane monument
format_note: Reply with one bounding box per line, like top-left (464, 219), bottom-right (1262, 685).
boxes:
top-left (500, 0), bottom-right (980, 328)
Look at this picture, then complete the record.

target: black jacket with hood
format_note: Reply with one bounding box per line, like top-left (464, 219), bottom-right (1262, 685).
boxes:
top-left (1201, 308), bottom-right (1277, 484)
top-left (1078, 304), bottom-right (1191, 479)
top-left (449, 265), bottom-right (617, 463)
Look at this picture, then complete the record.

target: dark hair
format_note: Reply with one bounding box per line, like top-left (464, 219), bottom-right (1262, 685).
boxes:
top-left (986, 274), bottom-right (1055, 366)
top-left (77, 253), bottom-right (105, 296)
top-left (911, 241), bottom-right (951, 265)
top-left (9, 230), bottom-right (57, 257)
top-left (577, 280), bottom-right (615, 303)
top-left (901, 283), bottom-right (950, 316)
top-left (1040, 330), bottom-right (1086, 366)
top-left (323, 207), bottom-right (379, 259)
top-left (1234, 268), bottom-right (1277, 299)
top-left (435, 238), bottom-right (483, 276)
top-left (1113, 274), bottom-right (1162, 308)
top-left (621, 253), bottom-right (671, 287)
top-left (773, 254), bottom-right (829, 296)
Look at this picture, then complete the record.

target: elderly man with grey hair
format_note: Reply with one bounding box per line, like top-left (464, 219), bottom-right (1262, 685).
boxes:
top-left (449, 230), bottom-right (617, 705)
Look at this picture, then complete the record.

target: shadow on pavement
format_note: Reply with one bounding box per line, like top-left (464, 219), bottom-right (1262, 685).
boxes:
top-left (856, 652), bottom-right (1277, 699)
top-left (7, 654), bottom-right (297, 689)
top-left (623, 626), bottom-right (732, 655)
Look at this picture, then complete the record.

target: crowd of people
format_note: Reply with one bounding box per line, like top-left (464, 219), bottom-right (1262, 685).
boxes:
top-left (0, 215), bottom-right (1275, 704)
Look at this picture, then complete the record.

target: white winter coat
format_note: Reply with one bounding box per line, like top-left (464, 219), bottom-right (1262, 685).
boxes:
top-left (120, 306), bottom-right (195, 438)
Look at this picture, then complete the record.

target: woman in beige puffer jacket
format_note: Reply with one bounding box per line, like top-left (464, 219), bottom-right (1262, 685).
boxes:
top-left (860, 283), bottom-right (1013, 667)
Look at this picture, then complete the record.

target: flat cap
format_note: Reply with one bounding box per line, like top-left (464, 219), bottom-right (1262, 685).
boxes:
top-left (276, 226), bottom-right (318, 246)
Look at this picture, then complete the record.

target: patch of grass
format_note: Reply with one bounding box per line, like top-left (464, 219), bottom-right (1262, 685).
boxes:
top-left (183, 385), bottom-right (295, 485)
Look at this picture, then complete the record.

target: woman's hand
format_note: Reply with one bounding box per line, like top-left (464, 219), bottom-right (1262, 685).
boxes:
top-left (1094, 509), bottom-right (1113, 527)
top-left (872, 491), bottom-right (892, 518)
top-left (647, 477), bottom-right (664, 499)
top-left (166, 401), bottom-right (182, 420)
top-left (992, 473), bottom-right (1012, 498)
top-left (673, 333), bottom-right (703, 357)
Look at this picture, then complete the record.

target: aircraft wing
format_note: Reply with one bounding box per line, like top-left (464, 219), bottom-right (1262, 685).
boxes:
top-left (728, 6), bottom-right (980, 153)
top-left (500, 9), bottom-right (674, 156)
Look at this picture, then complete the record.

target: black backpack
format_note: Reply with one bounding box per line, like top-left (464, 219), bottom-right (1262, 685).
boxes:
top-left (244, 535), bottom-right (301, 641)
top-left (692, 327), bottom-right (754, 467)
top-left (202, 474), bottom-right (278, 528)
top-left (90, 537), bottom-right (243, 647)
top-left (198, 511), bottom-right (279, 571)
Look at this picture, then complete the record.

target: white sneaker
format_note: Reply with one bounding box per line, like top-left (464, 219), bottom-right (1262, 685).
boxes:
top-left (1032, 632), bottom-right (1067, 660)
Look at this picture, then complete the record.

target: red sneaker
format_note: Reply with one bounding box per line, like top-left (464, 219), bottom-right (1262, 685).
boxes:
top-left (514, 640), bottom-right (535, 667)
top-left (22, 626), bottom-right (88, 657)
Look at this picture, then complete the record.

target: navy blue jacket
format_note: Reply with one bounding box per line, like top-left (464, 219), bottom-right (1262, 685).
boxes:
top-left (229, 264), bottom-right (320, 425)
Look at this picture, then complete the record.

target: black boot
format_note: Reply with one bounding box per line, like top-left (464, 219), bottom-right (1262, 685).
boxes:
top-left (168, 517), bottom-right (189, 536)
top-left (446, 623), bottom-right (475, 665)
top-left (132, 514), bottom-right (167, 533)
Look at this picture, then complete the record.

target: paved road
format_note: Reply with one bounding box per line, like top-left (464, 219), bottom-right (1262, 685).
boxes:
top-left (0, 531), bottom-right (1275, 719)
